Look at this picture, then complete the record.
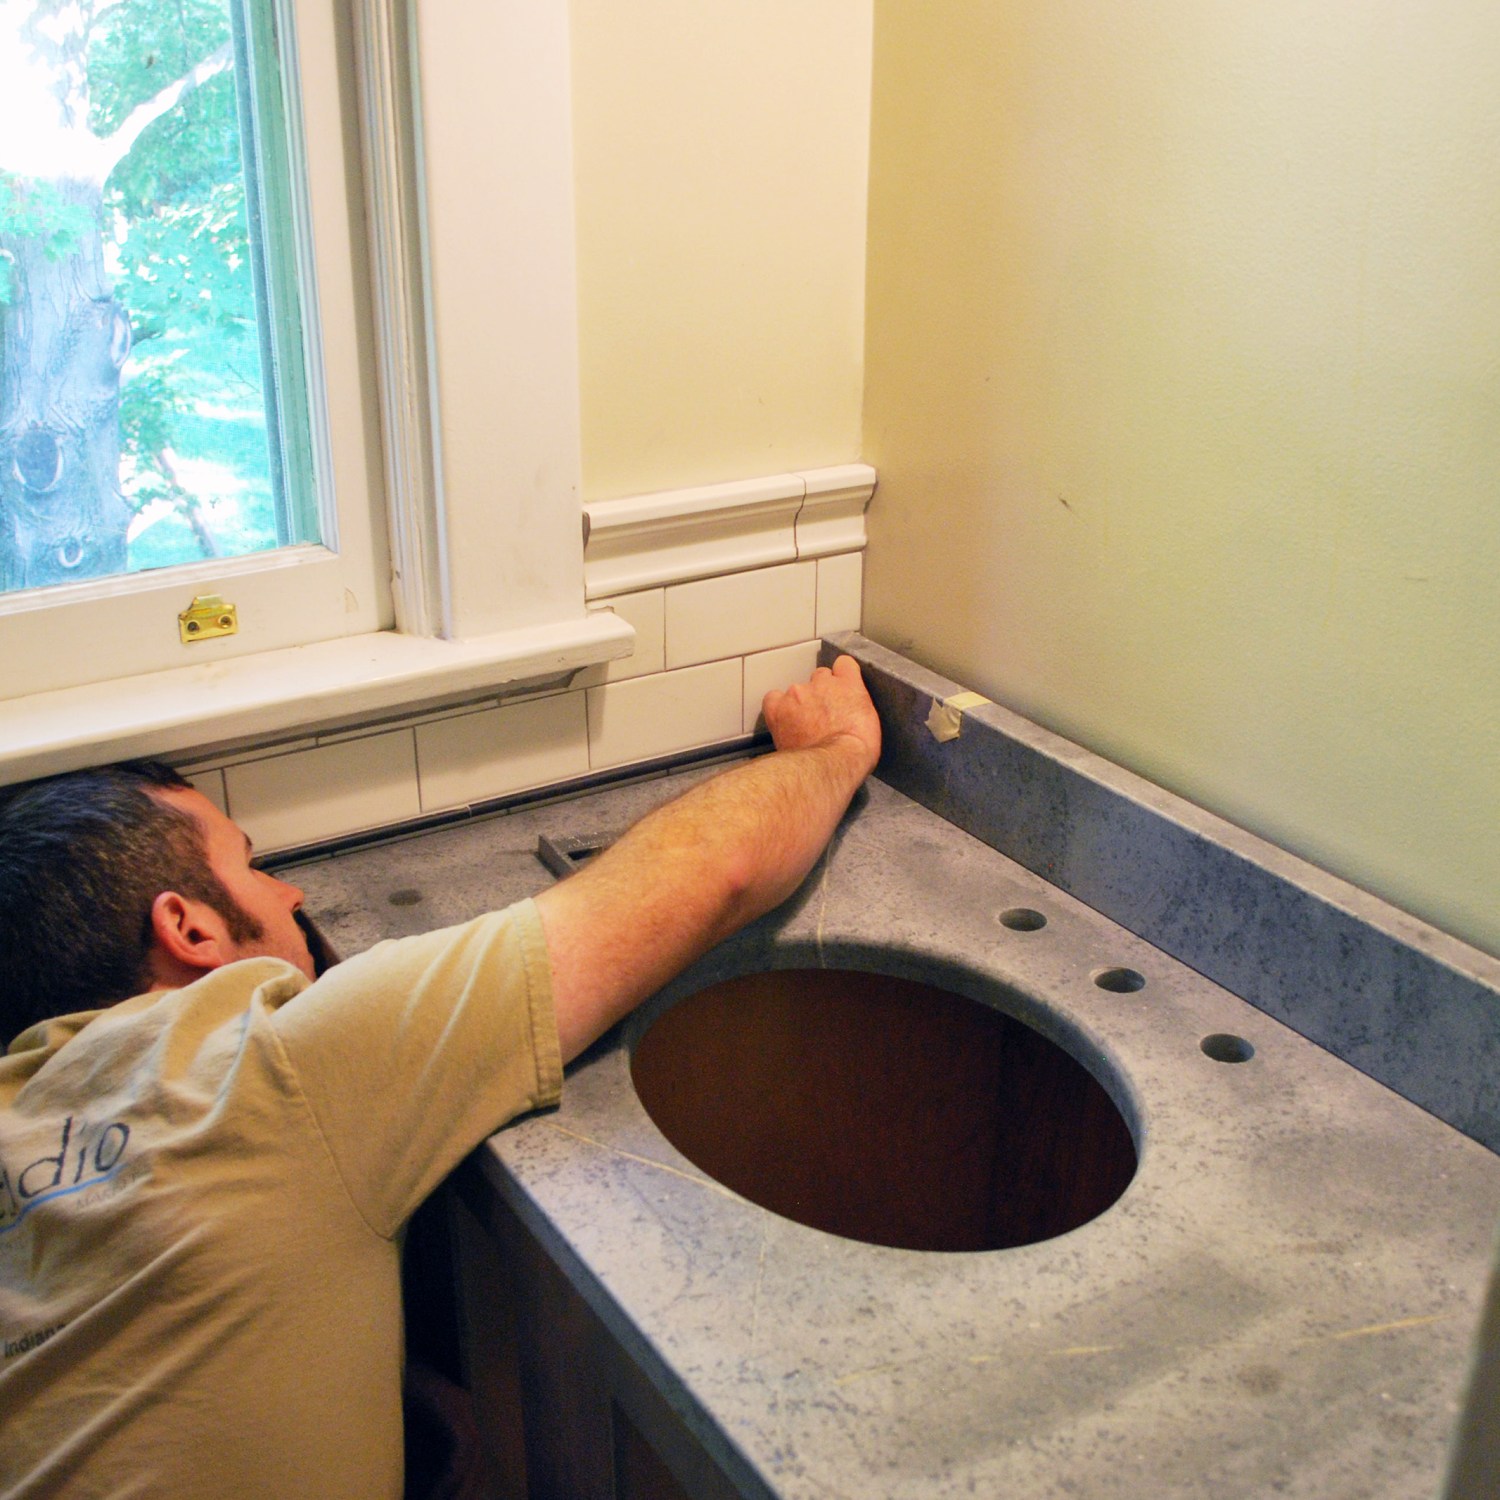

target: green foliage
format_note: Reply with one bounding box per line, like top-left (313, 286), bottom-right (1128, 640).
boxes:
top-left (86, 0), bottom-right (232, 136)
top-left (0, 175), bottom-right (97, 303)
top-left (115, 179), bottom-right (257, 347)
top-left (91, 0), bottom-right (259, 389)
top-left (118, 357), bottom-right (188, 512)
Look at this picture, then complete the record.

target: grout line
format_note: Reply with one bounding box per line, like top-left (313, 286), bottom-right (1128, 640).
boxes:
top-left (660, 583), bottom-right (672, 673)
top-left (264, 733), bottom-right (770, 870)
top-left (411, 719), bottom-right (428, 816)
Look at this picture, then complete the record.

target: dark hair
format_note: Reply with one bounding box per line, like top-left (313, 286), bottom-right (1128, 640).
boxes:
top-left (0, 760), bottom-right (261, 1043)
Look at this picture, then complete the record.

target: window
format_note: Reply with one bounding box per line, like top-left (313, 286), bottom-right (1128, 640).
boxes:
top-left (1, 0), bottom-right (320, 590)
top-left (0, 1), bottom-right (626, 782)
top-left (0, 0), bottom-right (389, 699)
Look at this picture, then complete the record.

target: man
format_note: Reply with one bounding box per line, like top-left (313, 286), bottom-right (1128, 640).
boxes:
top-left (0, 656), bottom-right (881, 1498)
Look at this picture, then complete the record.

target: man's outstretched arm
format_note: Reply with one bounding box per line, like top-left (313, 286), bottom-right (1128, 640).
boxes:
top-left (534, 655), bottom-right (881, 1062)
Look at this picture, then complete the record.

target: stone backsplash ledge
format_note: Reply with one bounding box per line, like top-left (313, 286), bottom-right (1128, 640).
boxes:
top-left (825, 632), bottom-right (1500, 1154)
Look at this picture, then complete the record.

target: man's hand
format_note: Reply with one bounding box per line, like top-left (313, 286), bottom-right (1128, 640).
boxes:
top-left (762, 654), bottom-right (881, 773)
top-left (535, 656), bottom-right (881, 1061)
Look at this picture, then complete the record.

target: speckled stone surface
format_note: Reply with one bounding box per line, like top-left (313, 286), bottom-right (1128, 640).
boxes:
top-left (292, 759), bottom-right (1500, 1500)
top-left (827, 634), bottom-right (1500, 1154)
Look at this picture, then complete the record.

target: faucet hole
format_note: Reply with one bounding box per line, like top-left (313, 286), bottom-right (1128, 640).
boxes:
top-left (998, 907), bottom-right (1047, 932)
top-left (1202, 1033), bottom-right (1255, 1064)
top-left (1093, 967), bottom-right (1146, 994)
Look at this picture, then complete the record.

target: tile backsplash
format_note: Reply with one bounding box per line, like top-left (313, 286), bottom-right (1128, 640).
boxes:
top-left (179, 545), bottom-right (864, 855)
top-left (662, 561), bottom-right (815, 670)
top-left (417, 692), bottom-right (592, 813)
top-left (585, 656), bottom-right (745, 773)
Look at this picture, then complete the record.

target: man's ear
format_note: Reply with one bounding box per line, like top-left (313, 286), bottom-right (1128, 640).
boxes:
top-left (149, 890), bottom-right (235, 976)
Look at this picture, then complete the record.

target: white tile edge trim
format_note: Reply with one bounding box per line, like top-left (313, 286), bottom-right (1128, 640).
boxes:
top-left (583, 463), bottom-right (875, 599)
top-left (797, 464), bottom-right (878, 560)
top-left (0, 612), bottom-right (635, 787)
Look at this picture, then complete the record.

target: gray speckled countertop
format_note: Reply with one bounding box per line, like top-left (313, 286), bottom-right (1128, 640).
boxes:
top-left (294, 763), bottom-right (1500, 1500)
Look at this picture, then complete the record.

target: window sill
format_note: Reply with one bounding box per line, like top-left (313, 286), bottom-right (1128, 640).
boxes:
top-left (0, 612), bottom-right (635, 786)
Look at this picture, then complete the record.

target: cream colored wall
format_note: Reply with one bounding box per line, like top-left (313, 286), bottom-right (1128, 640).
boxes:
top-left (863, 1), bottom-right (1500, 955)
top-left (570, 0), bottom-right (871, 500)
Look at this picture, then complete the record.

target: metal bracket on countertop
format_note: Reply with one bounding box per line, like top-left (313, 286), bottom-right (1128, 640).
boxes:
top-left (535, 832), bottom-right (620, 881)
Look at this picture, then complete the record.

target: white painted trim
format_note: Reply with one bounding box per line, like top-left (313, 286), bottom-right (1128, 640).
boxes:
top-left (412, 1), bottom-right (586, 638)
top-left (354, 0), bottom-right (592, 642)
top-left (351, 0), bottom-right (444, 638)
top-left (582, 464), bottom-right (875, 599)
top-left (584, 475), bottom-right (802, 599)
top-left (796, 463), bottom-right (878, 559)
top-left (0, 612), bottom-right (634, 786)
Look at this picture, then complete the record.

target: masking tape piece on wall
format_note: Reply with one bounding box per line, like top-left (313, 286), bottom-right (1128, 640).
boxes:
top-left (924, 691), bottom-right (991, 744)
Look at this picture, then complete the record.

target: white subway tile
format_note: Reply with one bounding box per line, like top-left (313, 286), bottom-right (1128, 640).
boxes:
top-left (498, 684), bottom-right (573, 705)
top-left (224, 731), bottom-right (420, 852)
top-left (816, 552), bottom-right (863, 636)
top-left (316, 703), bottom-right (484, 743)
top-left (310, 687), bottom-right (564, 745)
top-left (586, 660), bottom-right (743, 770)
top-left (575, 591), bottom-right (665, 686)
top-left (417, 691), bottom-right (589, 812)
top-left (215, 736), bottom-right (320, 768)
top-left (664, 562), bottom-right (816, 670)
top-left (183, 768), bottom-right (227, 814)
top-left (742, 641), bottom-right (822, 733)
top-left (379, 698), bottom-right (505, 729)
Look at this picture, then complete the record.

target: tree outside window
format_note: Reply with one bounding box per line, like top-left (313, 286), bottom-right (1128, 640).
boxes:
top-left (0, 0), bottom-right (314, 595)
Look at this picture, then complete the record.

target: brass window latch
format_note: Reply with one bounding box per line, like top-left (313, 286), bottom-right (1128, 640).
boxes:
top-left (178, 594), bottom-right (238, 644)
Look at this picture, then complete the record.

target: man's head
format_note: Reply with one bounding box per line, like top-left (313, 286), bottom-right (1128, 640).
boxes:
top-left (0, 761), bottom-right (313, 1044)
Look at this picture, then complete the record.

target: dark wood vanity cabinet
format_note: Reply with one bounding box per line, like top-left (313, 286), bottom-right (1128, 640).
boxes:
top-left (434, 1171), bottom-right (758, 1500)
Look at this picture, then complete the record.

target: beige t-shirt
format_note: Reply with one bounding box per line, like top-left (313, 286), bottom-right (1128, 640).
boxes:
top-left (0, 899), bottom-right (561, 1499)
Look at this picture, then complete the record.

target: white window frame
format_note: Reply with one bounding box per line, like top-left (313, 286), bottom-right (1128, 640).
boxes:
top-left (0, 0), bottom-right (631, 783)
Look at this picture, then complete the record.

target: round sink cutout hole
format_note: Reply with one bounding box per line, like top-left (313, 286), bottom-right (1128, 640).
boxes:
top-left (631, 969), bottom-right (1137, 1253)
top-left (999, 907), bottom-right (1047, 932)
top-left (388, 888), bottom-right (423, 907)
top-left (1202, 1033), bottom-right (1255, 1064)
top-left (1093, 966), bottom-right (1146, 994)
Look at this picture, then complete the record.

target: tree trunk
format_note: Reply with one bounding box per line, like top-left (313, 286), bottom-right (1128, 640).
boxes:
top-left (0, 175), bottom-right (133, 591)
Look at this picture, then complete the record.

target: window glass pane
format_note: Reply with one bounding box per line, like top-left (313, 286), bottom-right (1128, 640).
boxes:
top-left (0, 0), bottom-right (316, 595)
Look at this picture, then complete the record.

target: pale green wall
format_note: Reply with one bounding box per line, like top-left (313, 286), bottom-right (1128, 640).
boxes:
top-left (862, 1), bottom-right (1500, 955)
top-left (570, 0), bottom-right (871, 501)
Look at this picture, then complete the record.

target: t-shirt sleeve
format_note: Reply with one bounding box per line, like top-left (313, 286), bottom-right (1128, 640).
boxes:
top-left (268, 898), bottom-right (563, 1237)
